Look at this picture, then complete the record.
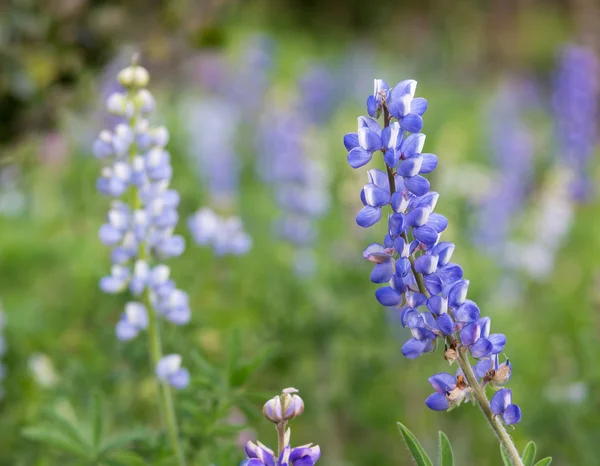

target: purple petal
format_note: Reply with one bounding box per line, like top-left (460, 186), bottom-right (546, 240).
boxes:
top-left (427, 213), bottom-right (448, 232)
top-left (478, 317), bottom-right (491, 338)
top-left (491, 389), bottom-right (512, 415)
top-left (384, 149), bottom-right (400, 168)
top-left (405, 207), bottom-right (430, 227)
top-left (344, 132), bottom-right (359, 151)
top-left (425, 392), bottom-right (450, 411)
top-left (375, 287), bottom-right (403, 306)
top-left (367, 168), bottom-right (390, 189)
top-left (397, 156), bottom-right (424, 177)
top-left (363, 243), bottom-right (385, 260)
top-left (99, 224), bottom-right (122, 245)
top-left (404, 175), bottom-right (430, 196)
top-left (436, 264), bottom-right (463, 286)
top-left (431, 242), bottom-right (455, 266)
top-left (414, 254), bottom-right (438, 275)
top-left (401, 113), bottom-right (424, 133)
top-left (427, 295), bottom-right (448, 315)
top-left (447, 279), bottom-right (469, 308)
top-left (364, 184), bottom-right (391, 207)
top-left (410, 191), bottom-right (439, 211)
top-left (423, 273), bottom-right (443, 295)
top-left (347, 147), bottom-right (372, 168)
top-left (454, 300), bottom-right (480, 322)
top-left (413, 225), bottom-right (439, 246)
top-left (168, 368), bottom-right (190, 389)
top-left (388, 213), bottom-right (406, 236)
top-left (356, 206), bottom-right (381, 228)
top-left (436, 313), bottom-right (454, 335)
top-left (401, 338), bottom-right (429, 359)
top-left (502, 404), bottom-right (522, 425)
top-left (475, 358), bottom-right (493, 378)
top-left (358, 127), bottom-right (383, 152)
top-left (400, 133), bottom-right (426, 158)
top-left (428, 372), bottom-right (456, 394)
top-left (357, 116), bottom-right (382, 135)
top-left (488, 334), bottom-right (506, 354)
top-left (406, 291), bottom-right (427, 308)
top-left (367, 95), bottom-right (378, 117)
top-left (459, 321), bottom-right (481, 346)
top-left (411, 97), bottom-right (428, 115)
top-left (420, 153), bottom-right (438, 173)
top-left (371, 261), bottom-right (395, 283)
top-left (470, 337), bottom-right (492, 358)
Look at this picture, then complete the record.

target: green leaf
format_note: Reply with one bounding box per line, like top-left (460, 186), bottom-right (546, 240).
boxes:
top-left (500, 446), bottom-right (512, 466)
top-left (397, 422), bottom-right (433, 466)
top-left (534, 458), bottom-right (552, 466)
top-left (92, 391), bottom-right (105, 450)
top-left (99, 428), bottom-right (152, 455)
top-left (22, 426), bottom-right (91, 458)
top-left (522, 441), bottom-right (537, 466)
top-left (104, 451), bottom-right (148, 466)
top-left (47, 406), bottom-right (90, 448)
top-left (438, 431), bottom-right (454, 466)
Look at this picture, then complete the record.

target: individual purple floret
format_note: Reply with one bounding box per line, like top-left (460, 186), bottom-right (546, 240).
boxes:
top-left (244, 388), bottom-right (320, 466)
top-left (343, 78), bottom-right (520, 425)
top-left (491, 389), bottom-right (522, 425)
top-left (553, 45), bottom-right (599, 201)
top-left (156, 354), bottom-right (190, 390)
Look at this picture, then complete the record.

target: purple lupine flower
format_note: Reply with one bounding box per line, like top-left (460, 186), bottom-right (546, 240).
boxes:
top-left (490, 389), bottom-right (522, 425)
top-left (474, 78), bottom-right (535, 254)
top-left (553, 45), bottom-right (599, 201)
top-left (344, 78), bottom-right (520, 424)
top-left (94, 62), bottom-right (191, 387)
top-left (244, 388), bottom-right (320, 466)
top-left (188, 208), bottom-right (252, 256)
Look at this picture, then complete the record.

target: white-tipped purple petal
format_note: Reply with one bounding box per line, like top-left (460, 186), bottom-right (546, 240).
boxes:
top-left (156, 354), bottom-right (182, 380)
top-left (347, 147), bottom-right (372, 168)
top-left (366, 95), bottom-right (378, 117)
top-left (427, 213), bottom-right (448, 232)
top-left (384, 148), bottom-right (400, 168)
top-left (357, 116), bottom-right (382, 135)
top-left (478, 317), bottom-right (491, 338)
top-left (414, 254), bottom-right (438, 275)
top-left (401, 113), bottom-right (424, 133)
top-left (99, 224), bottom-right (122, 245)
top-left (425, 392), bottom-right (450, 411)
top-left (459, 321), bottom-right (481, 346)
top-left (356, 205), bottom-right (381, 228)
top-left (363, 184), bottom-right (391, 207)
top-left (447, 279), bottom-right (469, 308)
top-left (397, 156), bottom-right (424, 177)
top-left (436, 264), bottom-right (463, 286)
top-left (405, 207), bottom-right (430, 227)
top-left (168, 368), bottom-right (190, 389)
top-left (411, 191), bottom-right (439, 212)
top-left (400, 133), bottom-right (426, 157)
top-left (431, 242), bottom-right (455, 266)
top-left (367, 168), bottom-right (390, 189)
top-left (427, 295), bottom-right (448, 315)
top-left (413, 225), bottom-right (439, 246)
top-left (502, 404), bottom-right (522, 425)
top-left (116, 319), bottom-right (138, 341)
top-left (375, 287), bottom-right (403, 306)
top-left (358, 127), bottom-right (383, 152)
top-left (491, 388), bottom-right (512, 415)
top-left (363, 243), bottom-right (385, 260)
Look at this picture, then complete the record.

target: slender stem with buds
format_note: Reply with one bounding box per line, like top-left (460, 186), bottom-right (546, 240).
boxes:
top-left (380, 102), bottom-right (523, 466)
top-left (128, 107), bottom-right (186, 466)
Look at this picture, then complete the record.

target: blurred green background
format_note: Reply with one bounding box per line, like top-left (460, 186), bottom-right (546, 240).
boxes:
top-left (1, 0), bottom-right (600, 465)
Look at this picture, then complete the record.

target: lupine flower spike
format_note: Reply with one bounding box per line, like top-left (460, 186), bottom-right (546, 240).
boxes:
top-left (244, 388), bottom-right (320, 466)
top-left (344, 79), bottom-right (525, 465)
top-left (93, 57), bottom-right (187, 464)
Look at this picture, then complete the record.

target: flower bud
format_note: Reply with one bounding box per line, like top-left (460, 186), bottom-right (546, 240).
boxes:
top-left (135, 89), bottom-right (155, 115)
top-left (118, 65), bottom-right (150, 88)
top-left (106, 92), bottom-right (134, 117)
top-left (262, 388), bottom-right (305, 423)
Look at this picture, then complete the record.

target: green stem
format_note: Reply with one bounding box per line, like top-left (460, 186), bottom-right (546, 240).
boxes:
top-left (127, 99), bottom-right (186, 466)
top-left (276, 422), bottom-right (286, 457)
top-left (380, 100), bottom-right (522, 466)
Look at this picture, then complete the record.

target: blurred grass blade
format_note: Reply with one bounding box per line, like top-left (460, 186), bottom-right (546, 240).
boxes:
top-left (397, 422), bottom-right (433, 466)
top-left (92, 391), bottom-right (104, 450)
top-left (522, 441), bottom-right (536, 466)
top-left (438, 431), bottom-right (454, 466)
top-left (22, 426), bottom-right (91, 459)
top-left (500, 445), bottom-right (511, 466)
top-left (534, 459), bottom-right (552, 466)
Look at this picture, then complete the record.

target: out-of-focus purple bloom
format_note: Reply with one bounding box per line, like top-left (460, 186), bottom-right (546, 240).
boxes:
top-left (474, 77), bottom-right (535, 254)
top-left (188, 208), bottom-right (252, 256)
top-left (298, 64), bottom-right (338, 123)
top-left (94, 62), bottom-right (191, 383)
top-left (553, 45), bottom-right (599, 201)
top-left (156, 354), bottom-right (190, 389)
top-left (344, 78), bottom-right (518, 419)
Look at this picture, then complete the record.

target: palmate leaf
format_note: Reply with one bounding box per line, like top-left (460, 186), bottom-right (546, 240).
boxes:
top-left (92, 391), bottom-right (105, 450)
top-left (98, 427), bottom-right (154, 455)
top-left (522, 441), bottom-right (537, 466)
top-left (21, 426), bottom-right (91, 459)
top-left (438, 431), bottom-right (454, 466)
top-left (397, 422), bottom-right (433, 466)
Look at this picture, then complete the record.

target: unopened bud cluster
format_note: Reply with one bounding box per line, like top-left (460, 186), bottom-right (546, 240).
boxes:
top-left (262, 387), bottom-right (304, 424)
